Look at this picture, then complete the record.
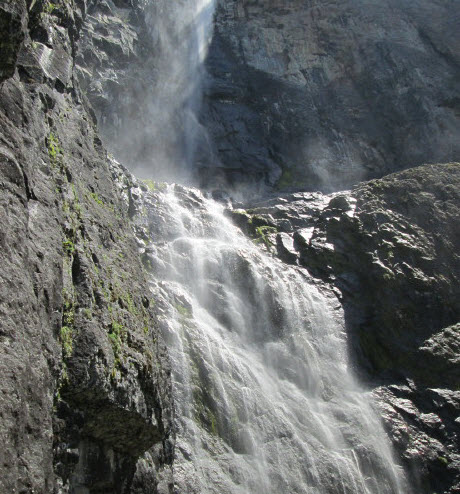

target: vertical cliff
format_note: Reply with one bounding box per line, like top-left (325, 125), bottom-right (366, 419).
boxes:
top-left (0, 1), bottom-right (173, 492)
top-left (201, 0), bottom-right (460, 190)
top-left (74, 0), bottom-right (460, 193)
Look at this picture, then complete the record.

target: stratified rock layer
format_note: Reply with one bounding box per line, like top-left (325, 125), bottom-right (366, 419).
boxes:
top-left (0, 1), bottom-right (173, 492)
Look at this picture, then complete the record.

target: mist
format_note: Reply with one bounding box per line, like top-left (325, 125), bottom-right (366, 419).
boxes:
top-left (98, 0), bottom-right (217, 185)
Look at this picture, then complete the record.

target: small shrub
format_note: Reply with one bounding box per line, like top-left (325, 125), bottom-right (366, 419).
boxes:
top-left (47, 132), bottom-right (62, 167)
top-left (252, 225), bottom-right (278, 250)
top-left (62, 239), bottom-right (75, 255)
top-left (90, 192), bottom-right (104, 206)
top-left (60, 295), bottom-right (75, 358)
top-left (142, 179), bottom-right (167, 192)
top-left (108, 320), bottom-right (125, 368)
top-left (175, 303), bottom-right (192, 319)
top-left (45, 2), bottom-right (57, 14)
top-left (60, 325), bottom-right (73, 357)
top-left (276, 168), bottom-right (293, 189)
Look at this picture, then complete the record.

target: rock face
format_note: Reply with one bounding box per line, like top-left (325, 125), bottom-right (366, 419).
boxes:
top-left (228, 163), bottom-right (460, 493)
top-left (76, 0), bottom-right (215, 183)
top-left (74, 0), bottom-right (460, 192)
top-left (1, 1), bottom-right (459, 493)
top-left (201, 0), bottom-right (460, 191)
top-left (75, 0), bottom-right (158, 176)
top-left (0, 1), bottom-right (173, 493)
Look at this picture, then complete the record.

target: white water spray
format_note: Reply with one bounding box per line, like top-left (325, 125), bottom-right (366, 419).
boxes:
top-left (138, 184), bottom-right (410, 494)
top-left (132, 0), bottom-right (215, 181)
top-left (119, 1), bottom-right (411, 491)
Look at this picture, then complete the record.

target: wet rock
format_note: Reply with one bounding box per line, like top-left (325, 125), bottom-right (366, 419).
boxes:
top-left (75, 0), bottom-right (156, 170)
top-left (74, 0), bottom-right (460, 192)
top-left (0, 0), bottom-right (26, 82)
top-left (418, 323), bottom-right (460, 388)
top-left (225, 208), bottom-right (252, 234)
top-left (0, 2), bottom-right (173, 493)
top-left (276, 232), bottom-right (297, 264)
top-left (313, 164), bottom-right (460, 493)
top-left (229, 162), bottom-right (460, 494)
top-left (375, 385), bottom-right (460, 494)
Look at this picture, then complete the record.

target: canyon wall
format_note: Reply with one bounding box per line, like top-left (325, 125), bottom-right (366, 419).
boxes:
top-left (202, 0), bottom-right (460, 190)
top-left (0, 1), bottom-right (173, 492)
top-left (0, 0), bottom-right (459, 493)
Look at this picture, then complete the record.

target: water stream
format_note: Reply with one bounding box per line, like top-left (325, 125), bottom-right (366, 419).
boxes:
top-left (116, 1), bottom-right (411, 491)
top-left (135, 0), bottom-right (215, 182)
top-left (136, 184), bottom-right (410, 494)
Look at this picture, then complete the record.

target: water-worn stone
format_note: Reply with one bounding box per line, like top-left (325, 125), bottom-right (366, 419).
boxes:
top-left (230, 163), bottom-right (460, 494)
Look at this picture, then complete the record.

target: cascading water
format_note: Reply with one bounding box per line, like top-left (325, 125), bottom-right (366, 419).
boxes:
top-left (114, 0), bottom-right (411, 491)
top-left (131, 0), bottom-right (215, 182)
top-left (134, 184), bottom-right (410, 494)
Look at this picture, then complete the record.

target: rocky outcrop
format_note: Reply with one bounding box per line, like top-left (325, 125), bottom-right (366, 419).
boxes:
top-left (202, 0), bottom-right (460, 191)
top-left (298, 164), bottom-right (460, 381)
top-left (0, 1), bottom-right (173, 492)
top-left (73, 0), bottom-right (460, 191)
top-left (227, 162), bottom-right (460, 493)
top-left (75, 0), bottom-right (460, 192)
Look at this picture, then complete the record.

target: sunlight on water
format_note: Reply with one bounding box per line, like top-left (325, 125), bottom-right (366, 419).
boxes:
top-left (131, 0), bottom-right (216, 182)
top-left (140, 184), bottom-right (410, 494)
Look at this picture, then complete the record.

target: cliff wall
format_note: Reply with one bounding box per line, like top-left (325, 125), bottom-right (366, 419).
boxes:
top-left (203, 0), bottom-right (460, 190)
top-left (75, 0), bottom-right (460, 192)
top-left (0, 1), bottom-right (173, 492)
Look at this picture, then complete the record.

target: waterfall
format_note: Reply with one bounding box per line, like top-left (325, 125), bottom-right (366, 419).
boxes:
top-left (136, 184), bottom-right (410, 494)
top-left (115, 1), bottom-right (410, 491)
top-left (130, 0), bottom-right (215, 182)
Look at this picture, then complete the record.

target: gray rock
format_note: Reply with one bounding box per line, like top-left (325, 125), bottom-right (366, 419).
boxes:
top-left (0, 0), bottom-right (26, 83)
top-left (276, 232), bottom-right (298, 264)
top-left (201, 0), bottom-right (460, 191)
top-left (0, 2), bottom-right (173, 493)
top-left (74, 0), bottom-right (460, 193)
top-left (228, 162), bottom-right (460, 493)
top-left (1, 1), bottom-right (459, 493)
top-left (418, 323), bottom-right (460, 388)
top-left (75, 0), bottom-right (158, 174)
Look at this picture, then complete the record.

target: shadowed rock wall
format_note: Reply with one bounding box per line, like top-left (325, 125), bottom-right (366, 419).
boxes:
top-left (75, 0), bottom-right (460, 192)
top-left (201, 0), bottom-right (460, 191)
